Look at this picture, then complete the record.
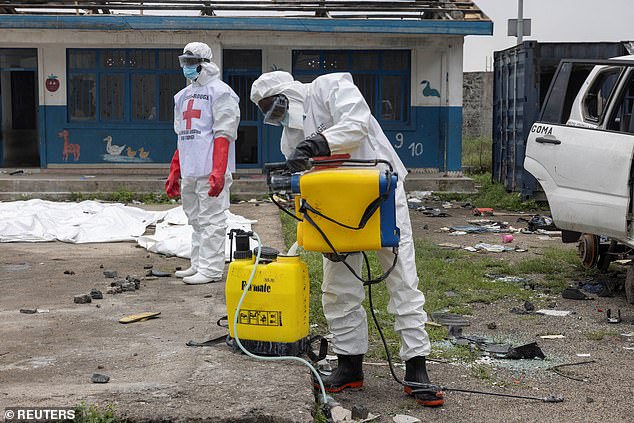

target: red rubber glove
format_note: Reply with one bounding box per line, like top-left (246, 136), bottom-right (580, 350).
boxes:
top-left (208, 137), bottom-right (230, 197)
top-left (165, 150), bottom-right (181, 198)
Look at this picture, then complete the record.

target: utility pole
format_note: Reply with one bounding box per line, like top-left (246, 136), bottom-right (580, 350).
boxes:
top-left (516, 0), bottom-right (524, 45)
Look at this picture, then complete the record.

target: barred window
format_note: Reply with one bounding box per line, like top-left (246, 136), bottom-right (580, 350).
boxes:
top-left (293, 50), bottom-right (410, 124)
top-left (68, 49), bottom-right (184, 123)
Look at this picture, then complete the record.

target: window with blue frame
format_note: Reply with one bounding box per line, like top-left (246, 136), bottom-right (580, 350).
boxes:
top-left (292, 50), bottom-right (410, 124)
top-left (67, 49), bottom-right (185, 123)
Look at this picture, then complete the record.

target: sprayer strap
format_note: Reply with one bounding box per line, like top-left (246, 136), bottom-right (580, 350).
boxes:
top-left (306, 335), bottom-right (328, 362)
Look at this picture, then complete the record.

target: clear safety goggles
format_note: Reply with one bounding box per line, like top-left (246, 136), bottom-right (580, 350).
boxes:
top-left (178, 53), bottom-right (210, 68)
top-left (259, 94), bottom-right (289, 126)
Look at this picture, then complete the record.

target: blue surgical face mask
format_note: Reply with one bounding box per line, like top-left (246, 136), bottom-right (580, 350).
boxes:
top-left (183, 65), bottom-right (200, 81)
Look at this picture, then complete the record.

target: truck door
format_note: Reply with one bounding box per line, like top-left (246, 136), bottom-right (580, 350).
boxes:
top-left (524, 59), bottom-right (634, 241)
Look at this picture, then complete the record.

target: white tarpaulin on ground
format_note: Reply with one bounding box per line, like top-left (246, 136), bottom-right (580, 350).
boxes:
top-left (0, 199), bottom-right (166, 243)
top-left (137, 206), bottom-right (257, 260)
top-left (0, 200), bottom-right (257, 260)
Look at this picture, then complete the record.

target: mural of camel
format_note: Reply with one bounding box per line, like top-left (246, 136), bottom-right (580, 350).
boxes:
top-left (57, 129), bottom-right (80, 161)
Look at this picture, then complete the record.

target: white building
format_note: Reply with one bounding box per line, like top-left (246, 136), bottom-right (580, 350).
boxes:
top-left (0, 1), bottom-right (491, 174)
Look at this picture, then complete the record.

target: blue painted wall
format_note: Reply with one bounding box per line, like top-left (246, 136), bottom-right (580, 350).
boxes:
top-left (42, 105), bottom-right (176, 166)
top-left (41, 104), bottom-right (462, 171)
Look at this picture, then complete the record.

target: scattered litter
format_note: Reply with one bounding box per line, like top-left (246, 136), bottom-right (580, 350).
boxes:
top-left (523, 215), bottom-right (557, 232)
top-left (474, 243), bottom-right (514, 253)
top-left (463, 246), bottom-right (477, 252)
top-left (487, 322), bottom-right (497, 330)
top-left (576, 353), bottom-right (591, 358)
top-left (19, 308), bottom-right (37, 314)
top-left (91, 373), bottom-right (110, 384)
top-left (103, 270), bottom-right (118, 278)
top-left (624, 347), bottom-right (634, 351)
top-left (73, 294), bottom-right (92, 304)
top-left (548, 360), bottom-right (594, 382)
top-left (540, 335), bottom-right (565, 339)
top-left (90, 288), bottom-right (103, 300)
top-left (143, 264), bottom-right (153, 269)
top-left (501, 234), bottom-right (514, 243)
top-left (330, 405), bottom-right (352, 422)
top-left (119, 311), bottom-right (161, 323)
top-left (449, 231), bottom-right (468, 236)
top-left (473, 207), bottom-right (494, 216)
top-left (408, 191), bottom-right (433, 200)
top-left (524, 301), bottom-right (535, 312)
top-left (614, 259), bottom-right (632, 265)
top-left (437, 243), bottom-right (463, 249)
top-left (485, 274), bottom-right (530, 284)
top-left (607, 309), bottom-right (622, 324)
top-left (562, 287), bottom-right (592, 300)
top-left (419, 208), bottom-right (450, 217)
top-left (147, 269), bottom-right (171, 277)
top-left (536, 310), bottom-right (572, 317)
top-left (63, 270), bottom-right (75, 275)
top-left (393, 415), bottom-right (421, 423)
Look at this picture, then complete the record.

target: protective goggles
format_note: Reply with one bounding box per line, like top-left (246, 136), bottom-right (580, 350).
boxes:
top-left (178, 53), bottom-right (210, 68)
top-left (259, 94), bottom-right (289, 126)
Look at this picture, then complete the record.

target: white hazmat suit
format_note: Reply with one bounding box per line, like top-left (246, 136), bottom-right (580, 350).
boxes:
top-left (250, 71), bottom-right (430, 360)
top-left (171, 42), bottom-right (240, 284)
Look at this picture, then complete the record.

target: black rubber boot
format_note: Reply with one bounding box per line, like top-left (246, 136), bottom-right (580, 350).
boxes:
top-left (314, 354), bottom-right (364, 393)
top-left (403, 356), bottom-right (445, 407)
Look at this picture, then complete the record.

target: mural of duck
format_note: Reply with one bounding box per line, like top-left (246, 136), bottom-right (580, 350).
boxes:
top-left (138, 147), bottom-right (150, 159)
top-left (103, 135), bottom-right (126, 156)
top-left (126, 146), bottom-right (137, 157)
top-left (421, 80), bottom-right (441, 98)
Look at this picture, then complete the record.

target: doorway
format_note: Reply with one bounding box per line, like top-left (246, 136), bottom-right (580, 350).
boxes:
top-left (0, 48), bottom-right (39, 167)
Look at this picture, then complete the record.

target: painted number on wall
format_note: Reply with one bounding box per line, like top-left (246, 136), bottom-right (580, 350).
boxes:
top-left (395, 133), bottom-right (424, 157)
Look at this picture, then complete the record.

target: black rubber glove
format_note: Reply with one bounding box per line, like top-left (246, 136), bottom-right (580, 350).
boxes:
top-left (287, 134), bottom-right (331, 173)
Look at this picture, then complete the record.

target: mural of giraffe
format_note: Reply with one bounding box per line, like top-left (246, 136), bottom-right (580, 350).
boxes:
top-left (57, 129), bottom-right (80, 161)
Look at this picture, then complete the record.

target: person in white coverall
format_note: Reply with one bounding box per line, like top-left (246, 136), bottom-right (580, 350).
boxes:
top-left (250, 71), bottom-right (444, 407)
top-left (165, 42), bottom-right (240, 285)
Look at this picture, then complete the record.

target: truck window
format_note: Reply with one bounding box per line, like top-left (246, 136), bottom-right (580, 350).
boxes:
top-left (541, 62), bottom-right (594, 124)
top-left (606, 70), bottom-right (634, 133)
top-left (583, 67), bottom-right (621, 123)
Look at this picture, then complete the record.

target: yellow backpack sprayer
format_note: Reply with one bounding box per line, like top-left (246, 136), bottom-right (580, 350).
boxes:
top-left (223, 158), bottom-right (564, 411)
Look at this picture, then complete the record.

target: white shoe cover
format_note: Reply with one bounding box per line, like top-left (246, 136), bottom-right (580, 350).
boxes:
top-left (175, 267), bottom-right (197, 278)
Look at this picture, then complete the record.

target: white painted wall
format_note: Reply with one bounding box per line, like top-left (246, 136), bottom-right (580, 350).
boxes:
top-left (0, 28), bottom-right (465, 109)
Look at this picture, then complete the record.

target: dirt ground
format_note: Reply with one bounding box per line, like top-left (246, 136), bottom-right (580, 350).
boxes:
top-left (2, 199), bottom-right (634, 423)
top-left (326, 201), bottom-right (634, 422)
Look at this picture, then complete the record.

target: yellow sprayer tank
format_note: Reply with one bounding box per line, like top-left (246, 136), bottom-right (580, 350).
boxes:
top-left (225, 247), bottom-right (310, 356)
top-left (293, 167), bottom-right (399, 253)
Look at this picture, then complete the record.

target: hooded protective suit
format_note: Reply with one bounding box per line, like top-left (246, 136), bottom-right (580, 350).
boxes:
top-left (250, 71), bottom-right (430, 360)
top-left (170, 42), bottom-right (240, 284)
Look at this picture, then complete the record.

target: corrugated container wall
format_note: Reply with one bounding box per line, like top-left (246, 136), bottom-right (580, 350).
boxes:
top-left (493, 41), bottom-right (632, 199)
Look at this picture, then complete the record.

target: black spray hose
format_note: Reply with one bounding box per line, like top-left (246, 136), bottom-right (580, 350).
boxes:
top-left (362, 253), bottom-right (565, 404)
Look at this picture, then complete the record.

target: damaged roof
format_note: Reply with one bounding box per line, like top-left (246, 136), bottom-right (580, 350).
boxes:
top-left (0, 0), bottom-right (492, 35)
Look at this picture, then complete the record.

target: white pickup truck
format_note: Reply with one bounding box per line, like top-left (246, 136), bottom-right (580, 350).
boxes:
top-left (524, 56), bottom-right (634, 301)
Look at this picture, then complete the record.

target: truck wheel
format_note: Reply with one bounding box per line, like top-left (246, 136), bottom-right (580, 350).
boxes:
top-left (626, 266), bottom-right (634, 304)
top-left (577, 233), bottom-right (599, 269)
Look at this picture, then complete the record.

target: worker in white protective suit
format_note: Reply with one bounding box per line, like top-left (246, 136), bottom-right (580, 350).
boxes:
top-left (165, 42), bottom-right (240, 285)
top-left (250, 71), bottom-right (444, 407)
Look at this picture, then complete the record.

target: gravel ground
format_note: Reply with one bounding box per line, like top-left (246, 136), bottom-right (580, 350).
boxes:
top-left (325, 201), bottom-right (634, 423)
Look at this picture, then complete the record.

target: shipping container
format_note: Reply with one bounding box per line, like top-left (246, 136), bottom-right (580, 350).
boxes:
top-left (492, 40), bottom-right (633, 199)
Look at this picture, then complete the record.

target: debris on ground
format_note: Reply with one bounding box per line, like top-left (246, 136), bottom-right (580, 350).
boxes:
top-left (91, 373), bottom-right (110, 384)
top-left (473, 207), bottom-right (494, 216)
top-left (63, 270), bottom-right (75, 275)
top-left (562, 287), bottom-right (592, 300)
top-left (103, 270), bottom-right (118, 278)
top-left (536, 310), bottom-right (572, 317)
top-left (90, 288), bottom-right (103, 300)
top-left (118, 311), bottom-right (161, 324)
top-left (146, 269), bottom-right (171, 277)
top-left (393, 415), bottom-right (421, 423)
top-left (73, 294), bottom-right (92, 304)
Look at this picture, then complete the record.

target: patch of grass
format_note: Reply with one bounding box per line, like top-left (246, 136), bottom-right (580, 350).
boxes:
top-left (73, 402), bottom-right (125, 423)
top-left (469, 363), bottom-right (495, 382)
top-left (437, 173), bottom-right (543, 211)
top-left (584, 330), bottom-right (619, 341)
top-left (462, 136), bottom-right (492, 174)
top-left (69, 189), bottom-right (171, 204)
top-left (279, 211), bottom-right (588, 359)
